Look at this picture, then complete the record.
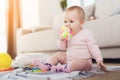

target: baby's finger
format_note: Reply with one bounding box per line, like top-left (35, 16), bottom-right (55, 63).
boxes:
top-left (101, 67), bottom-right (108, 72)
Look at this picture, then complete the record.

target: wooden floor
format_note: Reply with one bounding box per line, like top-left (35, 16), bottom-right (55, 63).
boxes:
top-left (78, 63), bottom-right (120, 80)
top-left (80, 70), bottom-right (120, 80)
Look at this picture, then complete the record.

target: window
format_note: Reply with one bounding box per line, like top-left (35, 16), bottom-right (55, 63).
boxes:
top-left (0, 0), bottom-right (7, 52)
top-left (67, 0), bottom-right (83, 7)
top-left (84, 0), bottom-right (96, 7)
top-left (67, 0), bottom-right (96, 7)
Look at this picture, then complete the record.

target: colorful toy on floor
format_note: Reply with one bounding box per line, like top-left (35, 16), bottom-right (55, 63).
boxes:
top-left (31, 67), bottom-right (47, 73)
top-left (0, 53), bottom-right (12, 70)
top-left (59, 26), bottom-right (73, 40)
top-left (0, 67), bottom-right (15, 72)
top-left (31, 67), bottom-right (42, 72)
top-left (23, 64), bottom-right (47, 73)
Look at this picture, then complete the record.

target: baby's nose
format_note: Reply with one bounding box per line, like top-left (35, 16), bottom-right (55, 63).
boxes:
top-left (65, 22), bottom-right (70, 26)
top-left (65, 24), bottom-right (70, 28)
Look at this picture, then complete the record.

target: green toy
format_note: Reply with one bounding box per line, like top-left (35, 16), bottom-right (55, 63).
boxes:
top-left (59, 26), bottom-right (73, 40)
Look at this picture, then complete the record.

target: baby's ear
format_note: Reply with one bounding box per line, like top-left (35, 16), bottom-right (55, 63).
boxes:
top-left (79, 20), bottom-right (84, 27)
top-left (80, 20), bottom-right (84, 24)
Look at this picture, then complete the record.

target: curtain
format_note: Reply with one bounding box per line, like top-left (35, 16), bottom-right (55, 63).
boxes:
top-left (7, 0), bottom-right (21, 59)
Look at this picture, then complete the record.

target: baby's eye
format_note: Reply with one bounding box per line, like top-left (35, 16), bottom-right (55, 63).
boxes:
top-left (64, 21), bottom-right (67, 23)
top-left (70, 20), bottom-right (73, 23)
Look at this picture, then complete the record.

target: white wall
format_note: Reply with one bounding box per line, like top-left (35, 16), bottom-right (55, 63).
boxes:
top-left (21, 0), bottom-right (40, 28)
top-left (39, 0), bottom-right (63, 26)
top-left (21, 0), bottom-right (63, 28)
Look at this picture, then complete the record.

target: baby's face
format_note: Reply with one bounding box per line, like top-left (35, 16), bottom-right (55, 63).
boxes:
top-left (64, 10), bottom-right (83, 34)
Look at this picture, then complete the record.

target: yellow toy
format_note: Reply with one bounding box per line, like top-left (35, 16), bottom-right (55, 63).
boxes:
top-left (0, 53), bottom-right (12, 70)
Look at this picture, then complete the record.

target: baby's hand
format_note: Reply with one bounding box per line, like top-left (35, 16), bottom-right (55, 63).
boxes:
top-left (59, 26), bottom-right (73, 41)
top-left (97, 61), bottom-right (108, 72)
top-left (59, 36), bottom-right (67, 41)
top-left (59, 34), bottom-right (66, 41)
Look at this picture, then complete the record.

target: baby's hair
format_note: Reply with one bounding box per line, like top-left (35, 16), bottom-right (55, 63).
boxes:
top-left (65, 6), bottom-right (85, 21)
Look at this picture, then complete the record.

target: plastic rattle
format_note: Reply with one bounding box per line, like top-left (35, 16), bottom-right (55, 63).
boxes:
top-left (0, 53), bottom-right (12, 70)
top-left (59, 26), bottom-right (73, 40)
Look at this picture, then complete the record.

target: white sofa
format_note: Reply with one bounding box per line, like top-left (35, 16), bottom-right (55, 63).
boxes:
top-left (17, 0), bottom-right (120, 59)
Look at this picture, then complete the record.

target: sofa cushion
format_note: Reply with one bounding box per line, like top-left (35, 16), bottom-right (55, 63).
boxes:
top-left (17, 29), bottom-right (59, 53)
top-left (83, 4), bottom-right (95, 21)
top-left (110, 7), bottom-right (120, 16)
top-left (33, 26), bottom-right (52, 32)
top-left (84, 14), bottom-right (120, 48)
top-left (95, 0), bottom-right (120, 19)
top-left (21, 29), bottom-right (33, 35)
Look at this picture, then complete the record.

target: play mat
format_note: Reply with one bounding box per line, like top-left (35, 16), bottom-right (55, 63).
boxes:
top-left (0, 53), bottom-right (120, 80)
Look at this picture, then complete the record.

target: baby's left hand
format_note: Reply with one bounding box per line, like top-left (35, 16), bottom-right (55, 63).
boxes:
top-left (97, 61), bottom-right (107, 72)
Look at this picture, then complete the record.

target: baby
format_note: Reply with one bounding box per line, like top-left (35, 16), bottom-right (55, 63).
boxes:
top-left (33, 6), bottom-right (107, 73)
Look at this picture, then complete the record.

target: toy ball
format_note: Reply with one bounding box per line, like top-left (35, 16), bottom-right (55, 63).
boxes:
top-left (0, 53), bottom-right (12, 70)
top-left (59, 26), bottom-right (73, 40)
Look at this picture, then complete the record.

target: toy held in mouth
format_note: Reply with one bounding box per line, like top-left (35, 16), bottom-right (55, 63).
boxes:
top-left (0, 53), bottom-right (12, 70)
top-left (59, 26), bottom-right (73, 40)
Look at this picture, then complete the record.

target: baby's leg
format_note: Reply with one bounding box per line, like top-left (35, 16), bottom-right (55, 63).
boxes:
top-left (51, 58), bottom-right (92, 72)
top-left (33, 51), bottom-right (66, 71)
top-left (48, 51), bottom-right (67, 65)
top-left (68, 58), bottom-right (92, 72)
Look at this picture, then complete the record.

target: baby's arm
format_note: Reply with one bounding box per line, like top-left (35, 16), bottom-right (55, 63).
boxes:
top-left (58, 26), bottom-right (70, 50)
top-left (86, 30), bottom-right (107, 71)
top-left (88, 43), bottom-right (103, 62)
top-left (85, 30), bottom-right (103, 62)
top-left (57, 39), bottom-right (67, 50)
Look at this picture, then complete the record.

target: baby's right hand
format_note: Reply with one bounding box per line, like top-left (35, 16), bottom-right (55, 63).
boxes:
top-left (59, 34), bottom-right (67, 41)
top-left (59, 26), bottom-right (73, 41)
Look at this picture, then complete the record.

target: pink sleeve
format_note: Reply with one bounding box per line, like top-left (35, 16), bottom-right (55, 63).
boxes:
top-left (86, 31), bottom-right (103, 62)
top-left (57, 39), bottom-right (67, 50)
